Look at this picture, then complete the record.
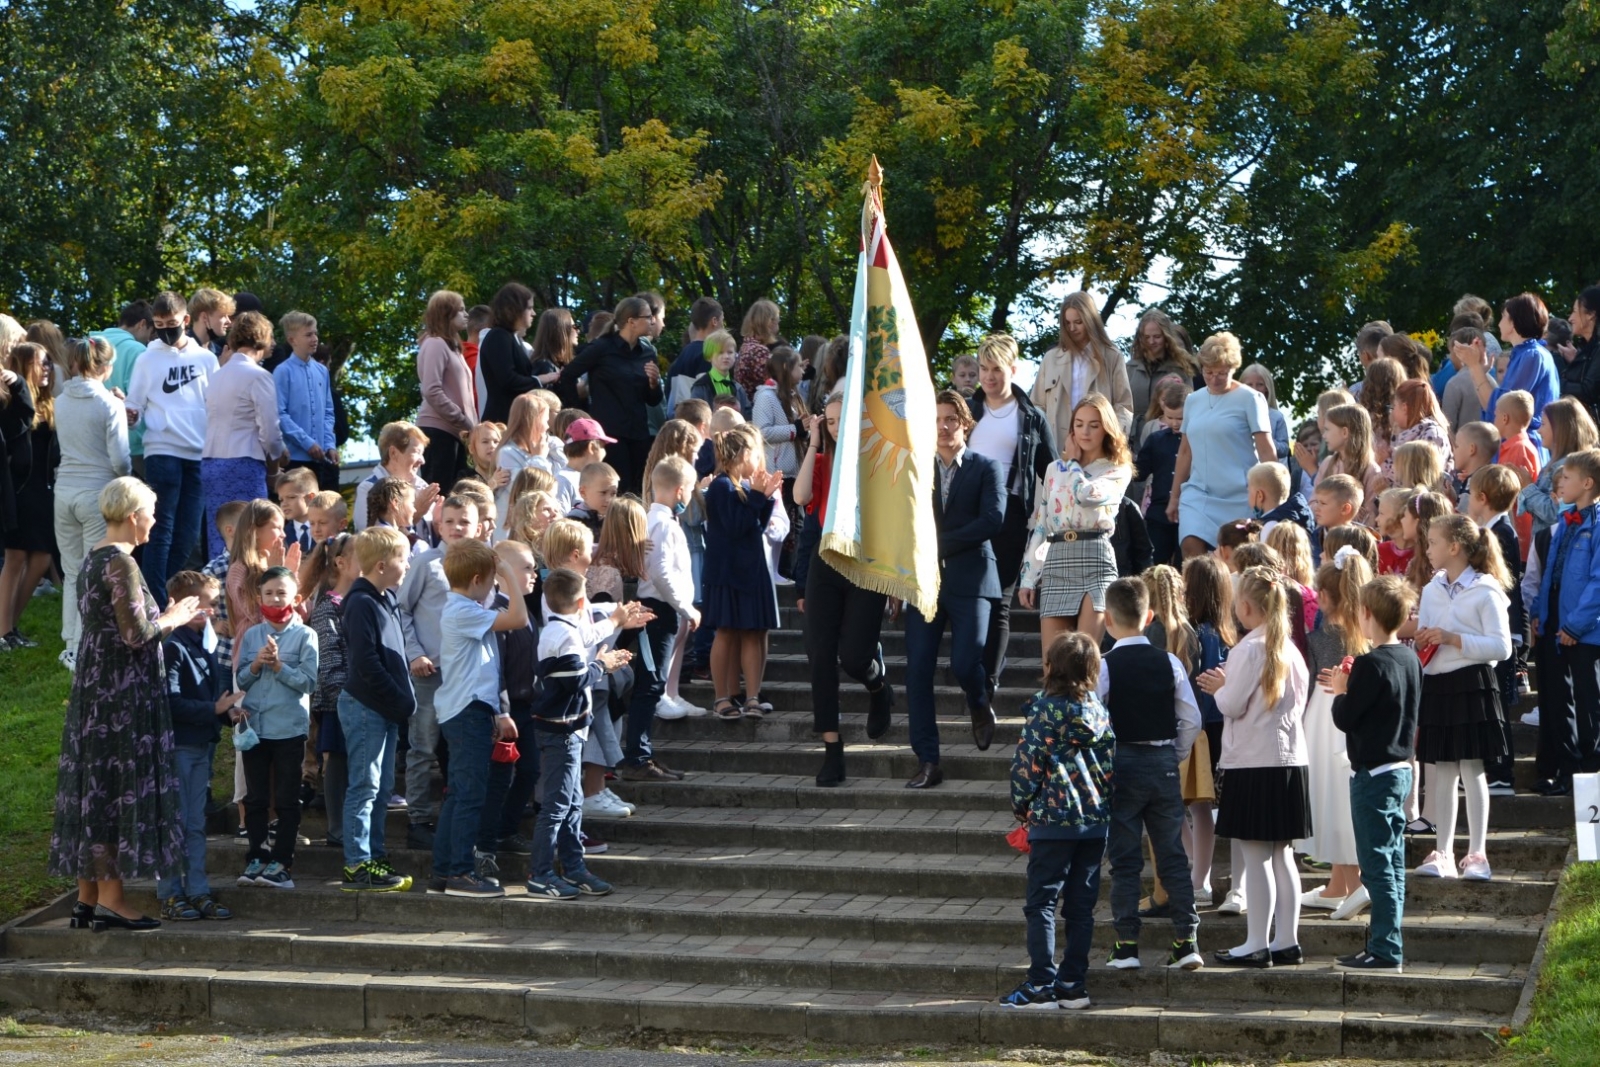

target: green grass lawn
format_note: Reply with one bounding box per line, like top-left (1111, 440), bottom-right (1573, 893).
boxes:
top-left (1507, 861), bottom-right (1600, 1065)
top-left (0, 593), bottom-right (73, 920)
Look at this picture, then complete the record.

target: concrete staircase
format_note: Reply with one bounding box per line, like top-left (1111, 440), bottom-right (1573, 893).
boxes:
top-left (0, 586), bottom-right (1569, 1058)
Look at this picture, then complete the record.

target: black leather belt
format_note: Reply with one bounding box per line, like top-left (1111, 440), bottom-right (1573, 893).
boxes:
top-left (1046, 530), bottom-right (1108, 543)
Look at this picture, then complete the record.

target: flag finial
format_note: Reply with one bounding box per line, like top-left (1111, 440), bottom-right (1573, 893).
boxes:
top-left (867, 155), bottom-right (883, 189)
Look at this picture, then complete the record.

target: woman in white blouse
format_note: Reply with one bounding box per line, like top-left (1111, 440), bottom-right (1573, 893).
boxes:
top-left (1017, 393), bottom-right (1132, 648)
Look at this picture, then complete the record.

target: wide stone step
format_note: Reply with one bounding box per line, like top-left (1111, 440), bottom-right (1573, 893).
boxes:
top-left (773, 605), bottom-right (1042, 633)
top-left (0, 957), bottom-right (1504, 1058)
top-left (667, 681), bottom-right (1039, 716)
top-left (200, 837), bottom-right (1558, 915)
top-left (77, 881), bottom-right (1545, 965)
top-left (742, 653), bottom-right (1042, 687)
top-left (766, 629), bottom-right (1044, 658)
top-left (2, 918), bottom-right (1526, 1015)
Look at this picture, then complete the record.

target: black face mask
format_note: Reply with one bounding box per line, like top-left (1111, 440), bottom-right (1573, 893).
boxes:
top-left (154, 325), bottom-right (183, 346)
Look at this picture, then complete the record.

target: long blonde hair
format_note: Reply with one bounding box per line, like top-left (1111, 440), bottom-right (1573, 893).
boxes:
top-left (508, 491), bottom-right (559, 561)
top-left (642, 419), bottom-right (702, 496)
top-left (1141, 564), bottom-right (1193, 673)
top-left (1070, 393), bottom-right (1133, 469)
top-left (1238, 565), bottom-right (1291, 706)
top-left (1056, 292), bottom-right (1118, 375)
top-left (1134, 308), bottom-right (1197, 378)
top-left (1265, 523), bottom-right (1313, 586)
top-left (1431, 513), bottom-right (1513, 591)
top-left (1314, 549), bottom-right (1373, 658)
top-left (503, 393), bottom-right (548, 453)
top-left (1326, 403), bottom-right (1376, 477)
top-left (594, 496), bottom-right (648, 579)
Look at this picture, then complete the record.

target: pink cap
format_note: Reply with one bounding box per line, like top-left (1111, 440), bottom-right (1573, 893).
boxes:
top-left (565, 418), bottom-right (617, 444)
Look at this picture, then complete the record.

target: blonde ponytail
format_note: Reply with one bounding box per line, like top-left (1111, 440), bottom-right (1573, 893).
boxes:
top-left (1141, 564), bottom-right (1194, 673)
top-left (1433, 513), bottom-right (1513, 591)
top-left (1314, 548), bottom-right (1373, 657)
top-left (1240, 566), bottom-right (1291, 707)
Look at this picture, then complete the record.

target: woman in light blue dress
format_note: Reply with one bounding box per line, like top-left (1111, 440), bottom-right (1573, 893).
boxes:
top-left (1167, 333), bottom-right (1276, 556)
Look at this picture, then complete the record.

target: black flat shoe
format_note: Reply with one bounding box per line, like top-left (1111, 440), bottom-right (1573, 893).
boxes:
top-left (90, 905), bottom-right (160, 932)
top-left (1213, 948), bottom-right (1272, 969)
top-left (68, 901), bottom-right (95, 929)
top-left (1270, 945), bottom-right (1304, 966)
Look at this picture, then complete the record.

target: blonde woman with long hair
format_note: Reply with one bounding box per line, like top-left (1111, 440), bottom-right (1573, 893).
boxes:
top-left (1031, 292), bottom-right (1134, 443)
top-left (1018, 393), bottom-right (1133, 648)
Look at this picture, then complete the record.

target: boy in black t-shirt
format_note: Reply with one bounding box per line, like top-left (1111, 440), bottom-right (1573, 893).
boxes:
top-left (1327, 575), bottom-right (1423, 972)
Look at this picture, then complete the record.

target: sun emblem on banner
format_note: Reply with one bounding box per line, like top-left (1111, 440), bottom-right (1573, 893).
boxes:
top-left (861, 276), bottom-right (914, 479)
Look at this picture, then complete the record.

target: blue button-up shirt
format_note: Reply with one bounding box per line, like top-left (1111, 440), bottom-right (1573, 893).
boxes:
top-left (273, 354), bottom-right (335, 461)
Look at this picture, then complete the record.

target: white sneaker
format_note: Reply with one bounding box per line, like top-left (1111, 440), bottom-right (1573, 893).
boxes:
top-left (1330, 885), bottom-right (1370, 920)
top-left (582, 792), bottom-right (631, 819)
top-left (1414, 850), bottom-right (1457, 879)
top-left (670, 695), bottom-right (708, 718)
top-left (58, 648), bottom-right (75, 672)
top-left (601, 788), bottom-right (636, 815)
top-left (1193, 887), bottom-right (1214, 907)
top-left (1520, 709), bottom-right (1540, 727)
top-left (1218, 889), bottom-right (1247, 915)
top-left (774, 575), bottom-right (795, 586)
top-left (654, 697), bottom-right (688, 721)
top-left (1299, 888), bottom-right (1344, 910)
top-left (1460, 852), bottom-right (1492, 881)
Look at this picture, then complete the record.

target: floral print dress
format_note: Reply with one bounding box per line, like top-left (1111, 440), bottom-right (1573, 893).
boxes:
top-left (48, 545), bottom-right (181, 882)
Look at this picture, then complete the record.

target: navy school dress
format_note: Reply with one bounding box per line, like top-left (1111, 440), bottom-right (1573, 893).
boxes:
top-left (701, 474), bottom-right (778, 631)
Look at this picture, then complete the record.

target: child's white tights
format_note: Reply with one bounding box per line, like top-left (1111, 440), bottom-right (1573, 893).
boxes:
top-left (1183, 803), bottom-right (1216, 893)
top-left (1231, 841), bottom-right (1302, 956)
top-left (664, 618), bottom-right (690, 701)
top-left (1433, 759), bottom-right (1489, 857)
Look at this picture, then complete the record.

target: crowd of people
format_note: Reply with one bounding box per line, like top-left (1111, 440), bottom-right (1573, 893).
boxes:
top-left (9, 282), bottom-right (1598, 1011)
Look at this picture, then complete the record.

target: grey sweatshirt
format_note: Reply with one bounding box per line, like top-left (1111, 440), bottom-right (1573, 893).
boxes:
top-left (54, 377), bottom-right (131, 492)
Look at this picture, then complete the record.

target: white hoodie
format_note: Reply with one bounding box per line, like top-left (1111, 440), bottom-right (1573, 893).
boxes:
top-left (125, 339), bottom-right (218, 460)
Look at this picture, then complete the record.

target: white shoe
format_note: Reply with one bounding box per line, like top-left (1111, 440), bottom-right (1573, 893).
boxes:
top-left (1460, 852), bottom-right (1492, 881)
top-left (601, 788), bottom-right (636, 816)
top-left (1330, 885), bottom-right (1370, 920)
top-left (58, 648), bottom-right (75, 672)
top-left (582, 792), bottom-right (632, 818)
top-left (654, 697), bottom-right (688, 720)
top-left (669, 694), bottom-right (708, 718)
top-left (1414, 850), bottom-right (1457, 879)
top-left (1218, 889), bottom-right (1247, 915)
top-left (1193, 887), bottom-right (1214, 907)
top-left (1520, 709), bottom-right (1540, 727)
top-left (774, 575), bottom-right (795, 586)
top-left (1299, 888), bottom-right (1344, 911)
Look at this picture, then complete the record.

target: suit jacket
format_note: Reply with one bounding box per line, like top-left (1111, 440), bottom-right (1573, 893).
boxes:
top-left (934, 449), bottom-right (1005, 600)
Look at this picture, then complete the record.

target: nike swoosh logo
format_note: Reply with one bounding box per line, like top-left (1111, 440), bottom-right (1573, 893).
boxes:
top-left (162, 379), bottom-right (184, 394)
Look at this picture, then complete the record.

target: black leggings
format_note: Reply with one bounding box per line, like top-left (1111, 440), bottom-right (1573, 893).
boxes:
top-left (421, 426), bottom-right (467, 491)
top-left (804, 553), bottom-right (887, 735)
top-left (242, 735), bottom-right (306, 868)
top-left (982, 495), bottom-right (1029, 695)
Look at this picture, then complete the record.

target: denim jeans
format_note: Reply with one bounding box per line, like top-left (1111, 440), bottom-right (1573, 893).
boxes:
top-left (339, 692), bottom-right (400, 869)
top-left (480, 701), bottom-right (540, 849)
top-left (157, 743), bottom-right (216, 899)
top-left (904, 595), bottom-right (992, 766)
top-left (433, 701), bottom-right (495, 878)
top-left (1023, 834), bottom-right (1106, 988)
top-left (406, 673), bottom-right (442, 822)
top-left (1350, 766), bottom-right (1411, 964)
top-left (531, 727), bottom-right (588, 884)
top-left (142, 454), bottom-right (203, 608)
top-left (242, 735), bottom-right (307, 868)
top-left (1107, 743), bottom-right (1198, 940)
top-left (623, 598), bottom-right (679, 767)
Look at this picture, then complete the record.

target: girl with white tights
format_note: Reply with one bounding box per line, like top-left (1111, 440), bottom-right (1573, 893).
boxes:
top-left (1413, 514), bottom-right (1514, 882)
top-left (1197, 567), bottom-right (1312, 966)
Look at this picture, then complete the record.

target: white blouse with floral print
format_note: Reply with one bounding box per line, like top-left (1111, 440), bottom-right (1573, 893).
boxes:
top-left (1019, 457), bottom-right (1132, 588)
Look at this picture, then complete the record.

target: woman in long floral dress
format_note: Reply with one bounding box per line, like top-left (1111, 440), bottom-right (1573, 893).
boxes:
top-left (48, 477), bottom-right (201, 930)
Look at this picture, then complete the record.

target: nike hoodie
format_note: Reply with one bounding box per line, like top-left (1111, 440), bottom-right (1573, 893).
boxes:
top-left (125, 338), bottom-right (218, 460)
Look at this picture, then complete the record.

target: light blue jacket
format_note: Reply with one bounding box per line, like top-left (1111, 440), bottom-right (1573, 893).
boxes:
top-left (236, 617), bottom-right (319, 739)
top-left (273, 355), bottom-right (336, 461)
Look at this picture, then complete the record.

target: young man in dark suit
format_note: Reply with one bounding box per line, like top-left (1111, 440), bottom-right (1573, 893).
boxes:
top-left (903, 390), bottom-right (1007, 788)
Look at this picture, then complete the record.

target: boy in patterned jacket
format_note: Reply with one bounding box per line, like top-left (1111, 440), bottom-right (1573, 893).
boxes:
top-left (1003, 632), bottom-right (1115, 1012)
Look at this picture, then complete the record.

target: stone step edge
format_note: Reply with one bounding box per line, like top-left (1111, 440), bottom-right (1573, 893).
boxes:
top-left (0, 960), bottom-right (1508, 1059)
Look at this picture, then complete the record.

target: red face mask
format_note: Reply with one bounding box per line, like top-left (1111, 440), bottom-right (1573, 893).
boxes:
top-left (260, 604), bottom-right (295, 625)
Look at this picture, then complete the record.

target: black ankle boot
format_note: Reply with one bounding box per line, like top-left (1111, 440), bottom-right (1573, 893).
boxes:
top-left (866, 681), bottom-right (895, 740)
top-left (816, 740), bottom-right (846, 787)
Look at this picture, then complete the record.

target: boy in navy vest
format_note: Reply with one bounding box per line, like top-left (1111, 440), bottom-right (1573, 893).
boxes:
top-left (1097, 577), bottom-right (1204, 970)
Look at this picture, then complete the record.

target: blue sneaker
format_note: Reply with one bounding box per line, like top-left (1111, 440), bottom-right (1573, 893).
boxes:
top-left (999, 981), bottom-right (1058, 1009)
top-left (563, 869), bottom-right (613, 897)
top-left (236, 859), bottom-right (266, 887)
top-left (256, 862), bottom-right (295, 889)
top-left (524, 877), bottom-right (580, 901)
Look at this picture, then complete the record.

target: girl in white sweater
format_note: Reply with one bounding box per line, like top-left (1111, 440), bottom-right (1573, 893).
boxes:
top-left (1197, 566), bottom-right (1311, 967)
top-left (1413, 513), bottom-right (1514, 882)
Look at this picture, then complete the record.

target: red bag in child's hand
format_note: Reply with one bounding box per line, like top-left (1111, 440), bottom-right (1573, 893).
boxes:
top-left (491, 740), bottom-right (520, 764)
top-left (1416, 642), bottom-right (1439, 668)
top-left (1006, 824), bottom-right (1031, 854)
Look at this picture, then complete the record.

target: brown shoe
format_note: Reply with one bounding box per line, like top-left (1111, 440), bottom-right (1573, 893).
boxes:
top-left (651, 760), bottom-right (687, 780)
top-left (618, 762), bottom-right (677, 782)
top-left (905, 762), bottom-right (944, 789)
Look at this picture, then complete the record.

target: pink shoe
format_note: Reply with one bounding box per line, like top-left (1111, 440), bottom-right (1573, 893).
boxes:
top-left (1414, 850), bottom-right (1457, 878)
top-left (1459, 852), bottom-right (1492, 881)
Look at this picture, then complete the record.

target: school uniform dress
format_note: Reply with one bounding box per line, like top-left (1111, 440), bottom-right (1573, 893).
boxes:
top-left (1299, 621), bottom-right (1359, 865)
top-left (1212, 627), bottom-right (1312, 842)
top-left (1416, 567), bottom-right (1512, 765)
top-left (701, 474), bottom-right (777, 631)
top-left (1019, 457), bottom-right (1130, 617)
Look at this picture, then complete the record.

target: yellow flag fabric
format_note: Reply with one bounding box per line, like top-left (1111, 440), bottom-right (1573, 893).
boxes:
top-left (820, 158), bottom-right (941, 618)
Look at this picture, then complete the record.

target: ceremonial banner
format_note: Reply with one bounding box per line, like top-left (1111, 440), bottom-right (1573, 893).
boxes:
top-left (820, 157), bottom-right (941, 618)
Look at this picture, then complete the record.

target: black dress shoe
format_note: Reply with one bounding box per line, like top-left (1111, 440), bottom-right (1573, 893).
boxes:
top-left (1535, 776), bottom-right (1572, 797)
top-left (68, 901), bottom-right (95, 929)
top-left (969, 701), bottom-right (996, 751)
top-left (906, 762), bottom-right (944, 789)
top-left (1270, 945), bottom-right (1304, 966)
top-left (1212, 947), bottom-right (1272, 969)
top-left (866, 682), bottom-right (894, 740)
top-left (90, 905), bottom-right (160, 932)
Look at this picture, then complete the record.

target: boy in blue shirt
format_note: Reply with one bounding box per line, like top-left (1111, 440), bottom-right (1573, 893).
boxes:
top-left (235, 566), bottom-right (320, 889)
top-left (274, 311), bottom-right (338, 489)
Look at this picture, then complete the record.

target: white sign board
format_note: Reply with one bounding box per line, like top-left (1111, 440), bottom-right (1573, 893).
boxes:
top-left (1575, 772), bottom-right (1600, 862)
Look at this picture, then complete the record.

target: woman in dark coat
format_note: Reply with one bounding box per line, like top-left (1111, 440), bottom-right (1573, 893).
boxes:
top-left (558, 296), bottom-right (663, 493)
top-left (478, 283), bottom-right (539, 424)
